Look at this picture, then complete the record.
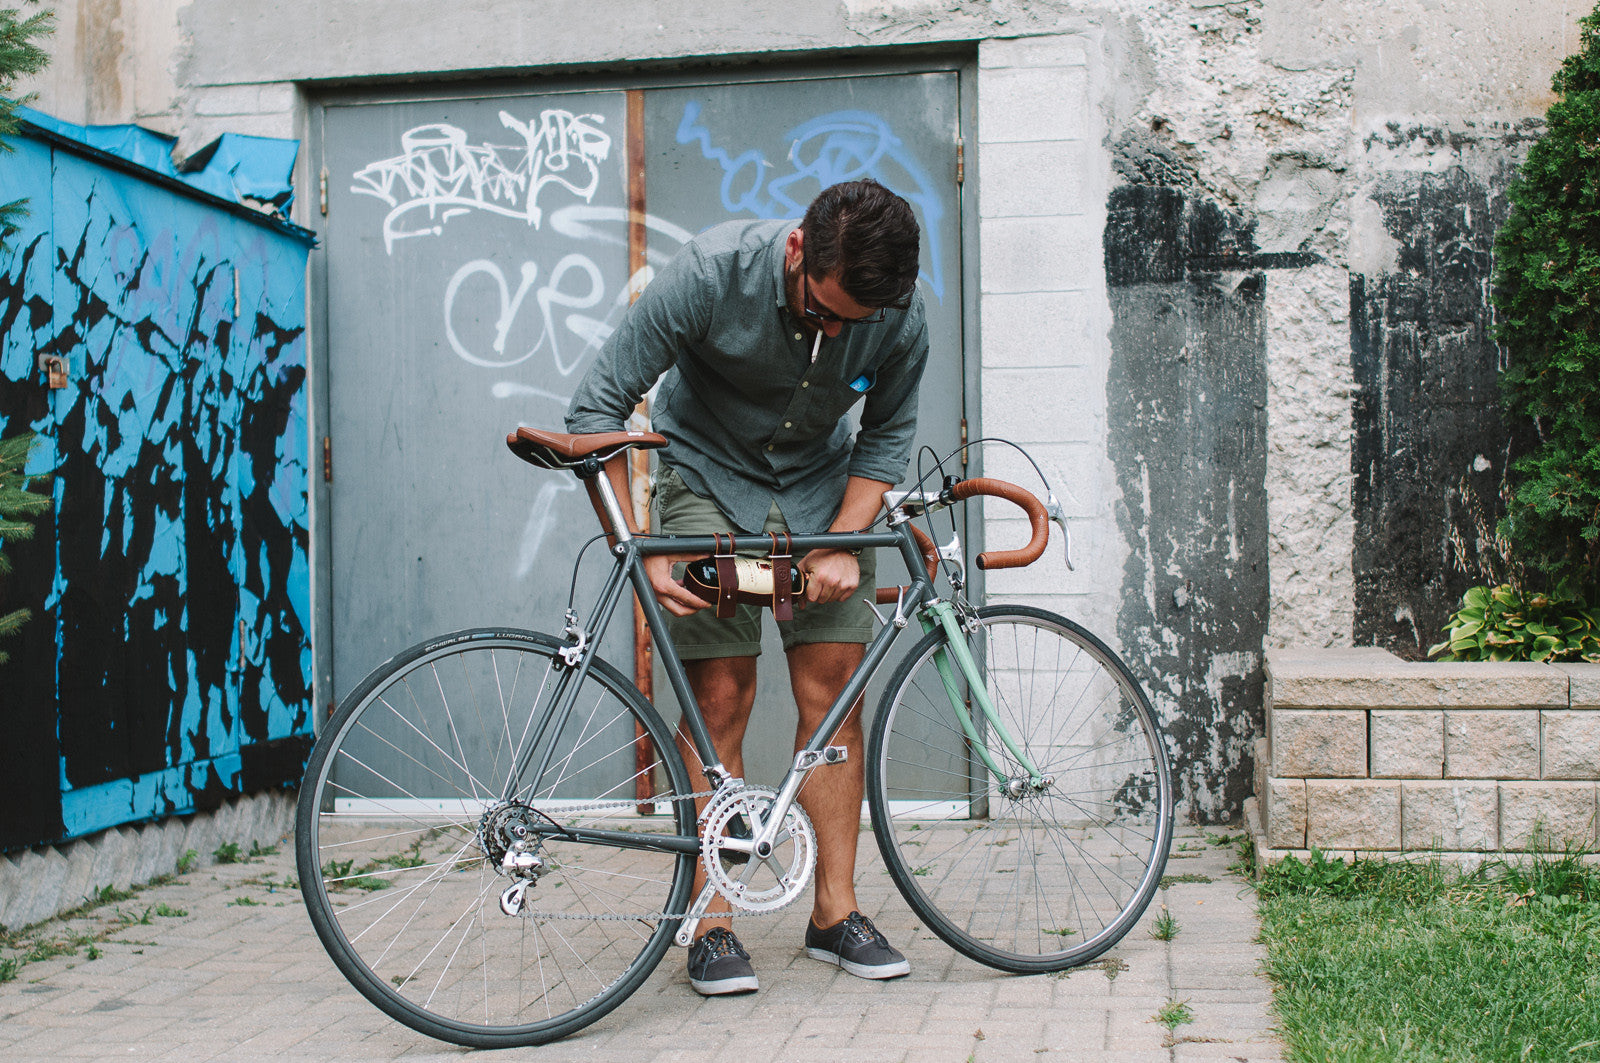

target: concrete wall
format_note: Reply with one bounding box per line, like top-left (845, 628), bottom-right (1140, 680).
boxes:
top-left (15, 0), bottom-right (1588, 819)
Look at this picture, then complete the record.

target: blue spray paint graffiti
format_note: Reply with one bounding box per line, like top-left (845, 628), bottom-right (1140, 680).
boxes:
top-left (675, 103), bottom-right (948, 302)
top-left (0, 122), bottom-right (314, 850)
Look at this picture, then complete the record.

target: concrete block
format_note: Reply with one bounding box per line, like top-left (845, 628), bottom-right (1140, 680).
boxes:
top-left (981, 291), bottom-right (1098, 370)
top-left (57, 837), bottom-right (97, 912)
top-left (1269, 709), bottom-right (1366, 778)
top-left (1543, 710), bottom-right (1600, 779)
top-left (256, 82), bottom-right (298, 113)
top-left (979, 35), bottom-right (1089, 69)
top-left (1400, 781), bottom-right (1498, 851)
top-left (1260, 777), bottom-right (1306, 850)
top-left (980, 366), bottom-right (1101, 444)
top-left (1446, 711), bottom-right (1540, 779)
top-left (1267, 650), bottom-right (1567, 709)
top-left (1306, 780), bottom-right (1401, 851)
top-left (980, 215), bottom-right (1100, 293)
top-left (1500, 782), bottom-right (1597, 851)
top-left (1369, 710), bottom-right (1443, 778)
top-left (979, 140), bottom-right (1090, 219)
top-left (1558, 663), bottom-right (1600, 708)
top-left (979, 67), bottom-right (1090, 142)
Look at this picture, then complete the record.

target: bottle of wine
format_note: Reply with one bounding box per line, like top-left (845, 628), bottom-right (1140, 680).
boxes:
top-left (682, 556), bottom-right (807, 602)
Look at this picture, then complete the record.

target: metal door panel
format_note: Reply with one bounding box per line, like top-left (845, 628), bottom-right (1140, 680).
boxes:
top-left (641, 72), bottom-right (964, 786)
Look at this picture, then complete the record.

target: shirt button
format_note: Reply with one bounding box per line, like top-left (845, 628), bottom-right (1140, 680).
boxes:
top-left (783, 421), bottom-right (792, 428)
top-left (801, 381), bottom-right (810, 388)
top-left (766, 444), bottom-right (774, 451)
top-left (794, 333), bottom-right (802, 341)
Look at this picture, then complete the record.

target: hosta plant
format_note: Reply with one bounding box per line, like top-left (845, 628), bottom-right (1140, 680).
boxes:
top-left (1429, 584), bottom-right (1600, 662)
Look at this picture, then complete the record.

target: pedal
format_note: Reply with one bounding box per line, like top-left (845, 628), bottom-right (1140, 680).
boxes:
top-left (793, 745), bottom-right (848, 772)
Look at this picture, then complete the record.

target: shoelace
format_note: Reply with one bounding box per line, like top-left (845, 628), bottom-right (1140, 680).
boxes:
top-left (698, 928), bottom-right (746, 961)
top-left (841, 912), bottom-right (885, 946)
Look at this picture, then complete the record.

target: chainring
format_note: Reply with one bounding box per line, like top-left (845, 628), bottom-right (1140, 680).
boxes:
top-left (700, 784), bottom-right (815, 914)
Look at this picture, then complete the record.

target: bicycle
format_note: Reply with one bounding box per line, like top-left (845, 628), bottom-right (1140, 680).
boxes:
top-left (296, 426), bottom-right (1173, 1048)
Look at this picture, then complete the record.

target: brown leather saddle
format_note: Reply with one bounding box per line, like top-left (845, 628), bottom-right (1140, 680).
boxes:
top-left (506, 427), bottom-right (667, 470)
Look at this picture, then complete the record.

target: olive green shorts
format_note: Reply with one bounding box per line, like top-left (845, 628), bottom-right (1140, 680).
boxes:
top-left (652, 465), bottom-right (877, 660)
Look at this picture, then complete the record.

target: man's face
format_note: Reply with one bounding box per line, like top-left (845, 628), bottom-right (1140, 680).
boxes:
top-left (784, 227), bottom-right (881, 339)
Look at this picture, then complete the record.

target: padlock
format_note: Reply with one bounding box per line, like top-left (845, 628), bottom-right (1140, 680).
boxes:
top-left (44, 357), bottom-right (67, 389)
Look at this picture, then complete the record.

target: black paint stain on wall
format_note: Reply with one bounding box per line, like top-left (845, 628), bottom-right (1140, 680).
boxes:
top-left (1105, 140), bottom-right (1278, 822)
top-left (1350, 124), bottom-right (1537, 654)
top-left (0, 236), bottom-right (65, 850)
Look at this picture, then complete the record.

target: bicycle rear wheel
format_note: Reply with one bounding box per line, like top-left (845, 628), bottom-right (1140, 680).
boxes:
top-left (297, 629), bottom-right (696, 1047)
top-left (867, 606), bottom-right (1172, 973)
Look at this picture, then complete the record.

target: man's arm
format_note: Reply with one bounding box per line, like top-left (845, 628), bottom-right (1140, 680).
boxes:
top-left (800, 474), bottom-right (893, 604)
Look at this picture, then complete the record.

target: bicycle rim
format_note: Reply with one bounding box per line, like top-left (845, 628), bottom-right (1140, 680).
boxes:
top-left (868, 606), bottom-right (1172, 972)
top-left (296, 629), bottom-right (695, 1047)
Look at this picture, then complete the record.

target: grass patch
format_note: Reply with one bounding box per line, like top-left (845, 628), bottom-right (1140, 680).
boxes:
top-left (1151, 906), bottom-right (1179, 941)
top-left (213, 842), bottom-right (243, 865)
top-left (1160, 873), bottom-right (1214, 888)
top-left (1155, 999), bottom-right (1194, 1030)
top-left (1257, 848), bottom-right (1600, 1062)
top-left (176, 849), bottom-right (199, 874)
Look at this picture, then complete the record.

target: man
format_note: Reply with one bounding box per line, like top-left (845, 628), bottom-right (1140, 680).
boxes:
top-left (565, 178), bottom-right (928, 996)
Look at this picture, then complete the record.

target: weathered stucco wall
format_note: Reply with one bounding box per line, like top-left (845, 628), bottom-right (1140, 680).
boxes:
top-left (14, 0), bottom-right (1586, 819)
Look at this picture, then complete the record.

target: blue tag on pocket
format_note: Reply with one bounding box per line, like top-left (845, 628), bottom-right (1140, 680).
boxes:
top-left (849, 371), bottom-right (875, 393)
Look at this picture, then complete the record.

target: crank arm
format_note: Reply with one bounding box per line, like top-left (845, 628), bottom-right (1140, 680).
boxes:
top-left (673, 881), bottom-right (721, 947)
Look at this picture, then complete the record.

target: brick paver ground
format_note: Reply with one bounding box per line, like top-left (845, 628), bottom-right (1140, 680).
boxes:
top-left (0, 828), bottom-right (1282, 1062)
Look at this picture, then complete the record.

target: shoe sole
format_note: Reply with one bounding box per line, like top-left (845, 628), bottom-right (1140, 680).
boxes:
top-left (689, 973), bottom-right (759, 996)
top-left (805, 946), bottom-right (910, 979)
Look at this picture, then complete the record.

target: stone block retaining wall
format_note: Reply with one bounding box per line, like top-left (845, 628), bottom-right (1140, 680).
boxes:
top-left (1245, 648), bottom-right (1600, 861)
top-left (0, 791), bottom-right (296, 931)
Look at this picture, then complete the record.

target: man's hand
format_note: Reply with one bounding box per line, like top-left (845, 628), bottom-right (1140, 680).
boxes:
top-left (646, 554), bottom-right (710, 617)
top-left (800, 548), bottom-right (860, 605)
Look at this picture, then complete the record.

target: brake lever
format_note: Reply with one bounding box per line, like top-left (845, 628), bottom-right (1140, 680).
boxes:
top-left (1045, 493), bottom-right (1074, 571)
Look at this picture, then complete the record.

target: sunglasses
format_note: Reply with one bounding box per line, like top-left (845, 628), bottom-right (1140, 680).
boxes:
top-left (799, 266), bottom-right (897, 326)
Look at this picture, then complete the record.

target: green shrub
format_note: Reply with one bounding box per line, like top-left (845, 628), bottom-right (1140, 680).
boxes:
top-left (1494, 6), bottom-right (1600, 594)
top-left (1429, 583), bottom-right (1600, 661)
top-left (0, 432), bottom-right (51, 664)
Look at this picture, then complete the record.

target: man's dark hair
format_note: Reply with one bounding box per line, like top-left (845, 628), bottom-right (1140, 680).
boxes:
top-left (800, 179), bottom-right (920, 309)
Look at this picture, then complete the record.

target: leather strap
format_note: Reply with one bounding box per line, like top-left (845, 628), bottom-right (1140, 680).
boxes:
top-left (768, 532), bottom-right (794, 622)
top-left (713, 533), bottom-right (738, 619)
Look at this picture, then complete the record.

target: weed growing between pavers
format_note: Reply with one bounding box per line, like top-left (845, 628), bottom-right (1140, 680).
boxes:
top-left (1256, 848), bottom-right (1600, 1061)
top-left (1150, 906), bottom-right (1179, 941)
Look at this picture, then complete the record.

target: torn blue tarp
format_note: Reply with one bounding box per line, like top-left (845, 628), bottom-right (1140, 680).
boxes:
top-left (16, 105), bottom-right (299, 213)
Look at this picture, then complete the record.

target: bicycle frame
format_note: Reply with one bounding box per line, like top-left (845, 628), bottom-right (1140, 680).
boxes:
top-left (507, 458), bottom-right (1039, 872)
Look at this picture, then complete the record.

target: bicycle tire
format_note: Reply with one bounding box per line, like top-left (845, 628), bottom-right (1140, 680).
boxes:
top-left (867, 606), bottom-right (1172, 973)
top-left (296, 628), bottom-right (696, 1047)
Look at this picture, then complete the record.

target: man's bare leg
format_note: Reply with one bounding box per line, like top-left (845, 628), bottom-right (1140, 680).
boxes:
top-left (785, 640), bottom-right (866, 927)
top-left (675, 655), bottom-right (757, 938)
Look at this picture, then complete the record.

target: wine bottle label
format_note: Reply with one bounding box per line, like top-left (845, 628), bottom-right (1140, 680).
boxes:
top-left (731, 557), bottom-right (777, 596)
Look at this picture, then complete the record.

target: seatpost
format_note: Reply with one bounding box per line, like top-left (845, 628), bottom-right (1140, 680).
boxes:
top-left (581, 454), bottom-right (635, 544)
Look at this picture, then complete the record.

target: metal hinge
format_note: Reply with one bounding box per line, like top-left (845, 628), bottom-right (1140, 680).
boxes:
top-left (960, 418), bottom-right (969, 470)
top-left (323, 436), bottom-right (333, 483)
top-left (319, 167), bottom-right (329, 215)
top-left (955, 137), bottom-right (964, 186)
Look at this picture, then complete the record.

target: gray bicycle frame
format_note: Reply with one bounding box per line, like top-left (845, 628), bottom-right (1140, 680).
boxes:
top-left (509, 456), bottom-right (1014, 859)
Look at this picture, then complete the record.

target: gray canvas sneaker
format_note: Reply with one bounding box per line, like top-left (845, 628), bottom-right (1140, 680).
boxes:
top-left (687, 927), bottom-right (759, 995)
top-left (804, 911), bottom-right (910, 979)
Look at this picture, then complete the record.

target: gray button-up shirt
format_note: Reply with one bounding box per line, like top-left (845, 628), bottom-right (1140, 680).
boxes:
top-left (565, 218), bottom-right (929, 533)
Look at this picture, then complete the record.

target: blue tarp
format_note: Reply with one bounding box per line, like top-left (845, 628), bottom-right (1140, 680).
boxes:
top-left (16, 105), bottom-right (300, 212)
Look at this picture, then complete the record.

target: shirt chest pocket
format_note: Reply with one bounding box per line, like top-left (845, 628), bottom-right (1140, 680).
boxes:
top-left (795, 375), bottom-right (868, 433)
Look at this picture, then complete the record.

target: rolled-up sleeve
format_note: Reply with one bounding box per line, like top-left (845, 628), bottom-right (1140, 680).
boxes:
top-left (565, 245), bottom-right (708, 433)
top-left (847, 313), bottom-right (929, 485)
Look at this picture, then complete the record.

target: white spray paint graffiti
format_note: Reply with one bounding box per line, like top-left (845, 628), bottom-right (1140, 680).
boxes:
top-left (352, 111), bottom-right (613, 252)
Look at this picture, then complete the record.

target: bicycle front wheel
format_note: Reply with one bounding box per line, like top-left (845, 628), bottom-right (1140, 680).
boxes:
top-left (867, 606), bottom-right (1172, 973)
top-left (297, 629), bottom-right (696, 1048)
